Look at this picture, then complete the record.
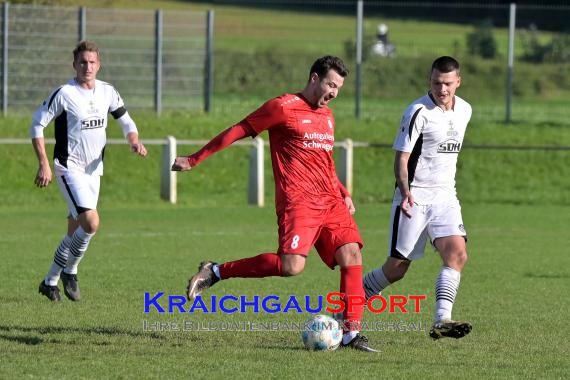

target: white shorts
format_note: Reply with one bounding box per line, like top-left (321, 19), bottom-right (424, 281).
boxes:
top-left (387, 199), bottom-right (466, 261)
top-left (56, 170), bottom-right (100, 219)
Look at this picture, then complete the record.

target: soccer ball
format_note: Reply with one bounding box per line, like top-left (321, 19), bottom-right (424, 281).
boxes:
top-left (301, 314), bottom-right (342, 351)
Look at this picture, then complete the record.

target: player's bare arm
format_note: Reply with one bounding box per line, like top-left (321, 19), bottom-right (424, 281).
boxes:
top-left (394, 150), bottom-right (414, 217)
top-left (126, 132), bottom-right (147, 157)
top-left (31, 137), bottom-right (52, 188)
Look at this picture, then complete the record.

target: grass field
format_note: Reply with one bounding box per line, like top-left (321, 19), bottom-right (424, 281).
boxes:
top-left (2, 94), bottom-right (570, 379)
top-left (2, 1), bottom-right (570, 378)
top-left (1, 202), bottom-right (569, 378)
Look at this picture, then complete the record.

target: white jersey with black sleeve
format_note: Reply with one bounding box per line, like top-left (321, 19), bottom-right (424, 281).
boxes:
top-left (393, 92), bottom-right (472, 205)
top-left (31, 79), bottom-right (133, 176)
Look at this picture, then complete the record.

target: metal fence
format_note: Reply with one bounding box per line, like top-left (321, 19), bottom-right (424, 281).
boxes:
top-left (0, 2), bottom-right (212, 114)
top-left (209, 1), bottom-right (570, 126)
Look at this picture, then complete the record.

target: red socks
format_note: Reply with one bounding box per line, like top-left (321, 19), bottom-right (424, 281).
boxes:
top-left (218, 257), bottom-right (364, 335)
top-left (218, 253), bottom-right (283, 279)
top-left (340, 265), bottom-right (364, 333)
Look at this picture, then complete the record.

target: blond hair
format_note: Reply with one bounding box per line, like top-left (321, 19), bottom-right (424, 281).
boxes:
top-left (73, 40), bottom-right (99, 62)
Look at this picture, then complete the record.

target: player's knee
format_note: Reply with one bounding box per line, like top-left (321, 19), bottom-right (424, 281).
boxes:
top-left (79, 211), bottom-right (99, 234)
top-left (335, 243), bottom-right (362, 267)
top-left (456, 250), bottom-right (468, 267)
top-left (282, 263), bottom-right (304, 277)
top-left (84, 219), bottom-right (99, 234)
top-left (444, 249), bottom-right (467, 271)
top-left (384, 260), bottom-right (410, 283)
top-left (280, 254), bottom-right (305, 277)
top-left (387, 267), bottom-right (407, 283)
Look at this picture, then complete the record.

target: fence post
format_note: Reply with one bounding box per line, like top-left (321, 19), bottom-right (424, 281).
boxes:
top-left (248, 137), bottom-right (264, 207)
top-left (204, 10), bottom-right (214, 113)
top-left (161, 136), bottom-right (177, 203)
top-left (78, 6), bottom-right (86, 41)
top-left (2, 2), bottom-right (9, 116)
top-left (155, 9), bottom-right (163, 115)
top-left (338, 138), bottom-right (353, 195)
top-left (506, 3), bottom-right (516, 124)
top-left (355, 0), bottom-right (363, 119)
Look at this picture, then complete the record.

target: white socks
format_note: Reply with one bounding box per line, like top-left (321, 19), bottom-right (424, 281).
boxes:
top-left (44, 235), bottom-right (72, 286)
top-left (363, 267), bottom-right (391, 299)
top-left (434, 266), bottom-right (461, 322)
top-left (63, 227), bottom-right (95, 275)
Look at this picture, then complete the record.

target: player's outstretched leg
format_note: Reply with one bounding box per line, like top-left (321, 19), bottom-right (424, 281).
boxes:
top-left (186, 261), bottom-right (219, 300)
top-left (61, 272), bottom-right (80, 301)
top-left (38, 281), bottom-right (62, 302)
top-left (429, 320), bottom-right (472, 340)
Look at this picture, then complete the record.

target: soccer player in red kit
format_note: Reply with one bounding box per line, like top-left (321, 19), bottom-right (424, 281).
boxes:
top-left (172, 56), bottom-right (377, 352)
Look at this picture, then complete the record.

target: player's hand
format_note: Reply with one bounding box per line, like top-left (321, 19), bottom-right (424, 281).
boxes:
top-left (344, 196), bottom-right (356, 215)
top-left (400, 193), bottom-right (414, 218)
top-left (171, 156), bottom-right (192, 172)
top-left (34, 164), bottom-right (52, 188)
top-left (131, 142), bottom-right (147, 157)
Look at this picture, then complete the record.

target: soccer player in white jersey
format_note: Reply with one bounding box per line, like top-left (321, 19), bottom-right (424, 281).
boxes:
top-left (31, 41), bottom-right (147, 302)
top-left (363, 56), bottom-right (473, 339)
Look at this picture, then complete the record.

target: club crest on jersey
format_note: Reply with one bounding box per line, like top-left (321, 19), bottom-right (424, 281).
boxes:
top-left (81, 116), bottom-right (105, 130)
top-left (87, 100), bottom-right (99, 115)
top-left (437, 139), bottom-right (461, 153)
top-left (447, 119), bottom-right (458, 136)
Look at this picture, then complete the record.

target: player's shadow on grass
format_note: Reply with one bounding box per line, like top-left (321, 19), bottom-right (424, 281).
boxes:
top-left (0, 324), bottom-right (165, 345)
top-left (523, 272), bottom-right (569, 279)
top-left (0, 334), bottom-right (43, 345)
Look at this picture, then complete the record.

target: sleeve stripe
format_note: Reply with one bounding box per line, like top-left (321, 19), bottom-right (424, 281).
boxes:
top-left (408, 107), bottom-right (423, 140)
top-left (47, 86), bottom-right (63, 109)
top-left (111, 106), bottom-right (127, 119)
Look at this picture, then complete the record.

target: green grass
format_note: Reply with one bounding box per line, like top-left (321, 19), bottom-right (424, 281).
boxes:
top-left (1, 108), bottom-right (569, 377)
top-left (1, 203), bottom-right (569, 378)
top-left (2, 2), bottom-right (570, 377)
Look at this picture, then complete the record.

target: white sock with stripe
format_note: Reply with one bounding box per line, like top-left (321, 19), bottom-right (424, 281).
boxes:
top-left (363, 267), bottom-right (391, 299)
top-left (64, 227), bottom-right (94, 275)
top-left (434, 266), bottom-right (461, 323)
top-left (44, 235), bottom-right (72, 286)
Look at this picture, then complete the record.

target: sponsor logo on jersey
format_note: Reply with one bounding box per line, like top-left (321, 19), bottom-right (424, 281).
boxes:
top-left (81, 116), bottom-right (105, 130)
top-left (327, 118), bottom-right (333, 129)
top-left (302, 119), bottom-right (312, 124)
top-left (302, 131), bottom-right (334, 152)
top-left (437, 139), bottom-right (461, 153)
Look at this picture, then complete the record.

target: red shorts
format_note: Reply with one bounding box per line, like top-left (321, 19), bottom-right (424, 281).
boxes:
top-left (277, 200), bottom-right (363, 269)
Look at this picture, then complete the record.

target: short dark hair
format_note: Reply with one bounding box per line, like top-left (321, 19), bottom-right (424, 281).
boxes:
top-left (73, 40), bottom-right (100, 62)
top-left (431, 56), bottom-right (460, 74)
top-left (309, 55), bottom-right (349, 80)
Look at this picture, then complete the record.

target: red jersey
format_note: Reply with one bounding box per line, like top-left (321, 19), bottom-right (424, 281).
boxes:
top-left (244, 93), bottom-right (344, 213)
